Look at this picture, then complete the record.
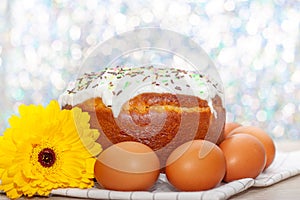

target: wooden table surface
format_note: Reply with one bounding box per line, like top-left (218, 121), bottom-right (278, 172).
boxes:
top-left (1, 140), bottom-right (299, 200)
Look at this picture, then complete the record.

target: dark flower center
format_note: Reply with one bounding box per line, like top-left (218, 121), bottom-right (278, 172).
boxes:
top-left (38, 148), bottom-right (56, 168)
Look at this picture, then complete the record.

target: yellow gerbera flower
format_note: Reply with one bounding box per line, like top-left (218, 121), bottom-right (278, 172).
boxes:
top-left (0, 100), bottom-right (102, 199)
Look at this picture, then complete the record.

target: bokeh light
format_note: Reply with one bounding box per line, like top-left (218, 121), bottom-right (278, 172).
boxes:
top-left (0, 0), bottom-right (299, 140)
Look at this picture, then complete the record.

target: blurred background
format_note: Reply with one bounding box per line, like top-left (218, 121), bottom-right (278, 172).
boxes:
top-left (0, 0), bottom-right (299, 140)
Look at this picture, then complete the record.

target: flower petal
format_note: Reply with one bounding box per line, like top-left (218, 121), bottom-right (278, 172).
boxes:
top-left (5, 187), bottom-right (23, 199)
top-left (62, 163), bottom-right (84, 179)
top-left (85, 158), bottom-right (96, 176)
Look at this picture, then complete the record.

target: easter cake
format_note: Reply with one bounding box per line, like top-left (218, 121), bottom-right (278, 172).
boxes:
top-left (59, 66), bottom-right (226, 167)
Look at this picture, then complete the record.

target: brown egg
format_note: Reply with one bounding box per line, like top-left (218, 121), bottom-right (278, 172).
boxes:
top-left (166, 140), bottom-right (226, 191)
top-left (219, 134), bottom-right (266, 182)
top-left (228, 126), bottom-right (276, 169)
top-left (224, 122), bottom-right (242, 138)
top-left (94, 141), bottom-right (160, 191)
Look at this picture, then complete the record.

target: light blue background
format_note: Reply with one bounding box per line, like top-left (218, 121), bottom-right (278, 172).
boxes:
top-left (0, 0), bottom-right (299, 140)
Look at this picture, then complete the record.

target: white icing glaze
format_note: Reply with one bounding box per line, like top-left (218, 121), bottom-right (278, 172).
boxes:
top-left (59, 66), bottom-right (223, 117)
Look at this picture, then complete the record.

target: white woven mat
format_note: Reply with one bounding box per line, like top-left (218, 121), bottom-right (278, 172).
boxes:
top-left (48, 150), bottom-right (300, 200)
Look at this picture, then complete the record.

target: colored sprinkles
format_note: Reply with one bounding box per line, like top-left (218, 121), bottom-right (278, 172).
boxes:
top-left (68, 66), bottom-right (222, 98)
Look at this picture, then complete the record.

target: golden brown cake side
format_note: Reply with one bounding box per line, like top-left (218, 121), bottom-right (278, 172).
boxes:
top-left (63, 93), bottom-right (225, 168)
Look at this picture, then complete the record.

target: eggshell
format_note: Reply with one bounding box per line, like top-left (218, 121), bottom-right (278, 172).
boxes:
top-left (94, 141), bottom-right (160, 191)
top-left (166, 140), bottom-right (226, 191)
top-left (219, 134), bottom-right (266, 182)
top-left (229, 126), bottom-right (276, 169)
top-left (224, 122), bottom-right (242, 138)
